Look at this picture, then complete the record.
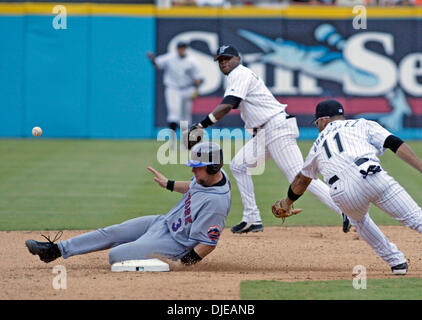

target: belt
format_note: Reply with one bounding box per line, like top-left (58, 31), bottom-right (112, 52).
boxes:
top-left (354, 157), bottom-right (369, 166)
top-left (328, 175), bottom-right (339, 185)
top-left (252, 111), bottom-right (294, 136)
top-left (328, 158), bottom-right (370, 185)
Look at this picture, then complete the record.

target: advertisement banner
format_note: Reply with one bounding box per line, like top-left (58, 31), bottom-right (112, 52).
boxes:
top-left (155, 16), bottom-right (422, 136)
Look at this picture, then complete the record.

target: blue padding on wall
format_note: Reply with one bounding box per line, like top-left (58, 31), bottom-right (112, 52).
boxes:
top-left (0, 15), bottom-right (155, 138)
top-left (24, 15), bottom-right (89, 137)
top-left (0, 17), bottom-right (25, 137)
top-left (88, 17), bottom-right (155, 138)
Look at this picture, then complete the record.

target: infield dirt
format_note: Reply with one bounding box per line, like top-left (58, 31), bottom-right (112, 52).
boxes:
top-left (1, 226), bottom-right (421, 300)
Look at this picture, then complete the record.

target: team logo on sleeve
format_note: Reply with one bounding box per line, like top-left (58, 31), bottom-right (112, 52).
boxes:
top-left (207, 225), bottom-right (222, 241)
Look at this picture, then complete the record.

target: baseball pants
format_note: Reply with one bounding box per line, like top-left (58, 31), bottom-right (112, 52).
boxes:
top-left (165, 87), bottom-right (196, 125)
top-left (58, 215), bottom-right (188, 264)
top-left (230, 114), bottom-right (342, 223)
top-left (329, 166), bottom-right (422, 267)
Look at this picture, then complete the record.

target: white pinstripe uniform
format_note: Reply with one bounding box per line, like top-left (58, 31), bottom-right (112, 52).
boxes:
top-left (155, 52), bottom-right (203, 125)
top-left (227, 64), bottom-right (343, 224)
top-left (301, 118), bottom-right (422, 267)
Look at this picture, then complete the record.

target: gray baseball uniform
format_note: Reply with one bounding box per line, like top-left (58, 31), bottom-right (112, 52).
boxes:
top-left (58, 170), bottom-right (231, 264)
top-left (302, 118), bottom-right (422, 267)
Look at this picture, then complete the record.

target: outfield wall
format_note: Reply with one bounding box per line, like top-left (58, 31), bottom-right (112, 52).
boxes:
top-left (0, 4), bottom-right (155, 138)
top-left (1, 4), bottom-right (421, 138)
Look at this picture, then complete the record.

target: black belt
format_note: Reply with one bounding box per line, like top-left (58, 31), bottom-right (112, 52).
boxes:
top-left (252, 112), bottom-right (295, 136)
top-left (328, 175), bottom-right (339, 185)
top-left (328, 158), bottom-right (371, 185)
top-left (354, 158), bottom-right (369, 166)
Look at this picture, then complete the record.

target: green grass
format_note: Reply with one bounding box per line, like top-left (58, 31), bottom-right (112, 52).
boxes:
top-left (1, 139), bottom-right (422, 230)
top-left (240, 278), bottom-right (422, 300)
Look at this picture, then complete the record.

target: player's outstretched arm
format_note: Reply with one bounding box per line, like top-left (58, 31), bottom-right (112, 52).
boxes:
top-left (146, 52), bottom-right (158, 69)
top-left (286, 172), bottom-right (313, 206)
top-left (272, 172), bottom-right (311, 220)
top-left (211, 103), bottom-right (235, 121)
top-left (383, 135), bottom-right (422, 174)
top-left (194, 96), bottom-right (241, 130)
top-left (396, 143), bottom-right (422, 174)
top-left (194, 243), bottom-right (215, 258)
top-left (192, 103), bottom-right (234, 133)
top-left (186, 102), bottom-right (236, 149)
top-left (180, 243), bottom-right (215, 266)
top-left (186, 96), bottom-right (241, 150)
top-left (147, 167), bottom-right (190, 193)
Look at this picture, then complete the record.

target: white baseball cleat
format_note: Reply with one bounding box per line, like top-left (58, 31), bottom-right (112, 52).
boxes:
top-left (231, 221), bottom-right (263, 234)
top-left (391, 262), bottom-right (408, 275)
top-left (111, 259), bottom-right (170, 272)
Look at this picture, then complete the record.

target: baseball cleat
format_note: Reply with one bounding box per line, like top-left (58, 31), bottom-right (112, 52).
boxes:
top-left (342, 213), bottom-right (352, 233)
top-left (391, 262), bottom-right (408, 275)
top-left (231, 221), bottom-right (264, 234)
top-left (25, 232), bottom-right (63, 263)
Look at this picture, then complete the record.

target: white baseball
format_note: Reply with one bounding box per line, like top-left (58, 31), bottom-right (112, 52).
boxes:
top-left (32, 126), bottom-right (42, 137)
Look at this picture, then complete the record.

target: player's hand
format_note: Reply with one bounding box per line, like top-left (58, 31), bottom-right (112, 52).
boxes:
top-left (190, 89), bottom-right (199, 100)
top-left (147, 166), bottom-right (168, 188)
top-left (146, 52), bottom-right (155, 60)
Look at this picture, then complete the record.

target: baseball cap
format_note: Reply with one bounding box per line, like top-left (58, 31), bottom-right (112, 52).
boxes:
top-left (177, 42), bottom-right (188, 48)
top-left (312, 99), bottom-right (345, 124)
top-left (214, 45), bottom-right (240, 61)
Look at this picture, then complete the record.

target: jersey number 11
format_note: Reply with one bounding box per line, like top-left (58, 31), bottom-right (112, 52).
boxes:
top-left (322, 132), bottom-right (344, 159)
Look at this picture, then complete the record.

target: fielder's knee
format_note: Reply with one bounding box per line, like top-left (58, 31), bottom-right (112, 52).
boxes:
top-left (230, 160), bottom-right (246, 175)
top-left (403, 209), bottom-right (422, 233)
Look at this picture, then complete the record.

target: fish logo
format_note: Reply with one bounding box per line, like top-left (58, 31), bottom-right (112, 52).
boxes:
top-left (237, 26), bottom-right (412, 130)
top-left (218, 45), bottom-right (230, 55)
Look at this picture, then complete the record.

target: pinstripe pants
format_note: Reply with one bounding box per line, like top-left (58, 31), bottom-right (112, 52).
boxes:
top-left (165, 87), bottom-right (195, 124)
top-left (330, 166), bottom-right (422, 266)
top-left (230, 114), bottom-right (342, 223)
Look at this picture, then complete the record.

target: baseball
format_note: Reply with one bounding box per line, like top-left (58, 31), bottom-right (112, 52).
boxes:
top-left (32, 126), bottom-right (42, 137)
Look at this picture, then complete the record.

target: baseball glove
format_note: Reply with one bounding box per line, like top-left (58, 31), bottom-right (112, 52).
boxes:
top-left (190, 89), bottom-right (199, 101)
top-left (183, 123), bottom-right (204, 150)
top-left (272, 198), bottom-right (302, 223)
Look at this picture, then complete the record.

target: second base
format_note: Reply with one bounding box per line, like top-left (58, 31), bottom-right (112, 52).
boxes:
top-left (111, 258), bottom-right (170, 272)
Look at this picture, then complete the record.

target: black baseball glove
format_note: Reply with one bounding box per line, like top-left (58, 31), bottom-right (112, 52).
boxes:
top-left (183, 123), bottom-right (204, 150)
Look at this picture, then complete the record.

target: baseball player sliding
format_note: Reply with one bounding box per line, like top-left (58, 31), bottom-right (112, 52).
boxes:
top-left (187, 45), bottom-right (350, 234)
top-left (275, 100), bottom-right (422, 275)
top-left (25, 142), bottom-right (231, 267)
